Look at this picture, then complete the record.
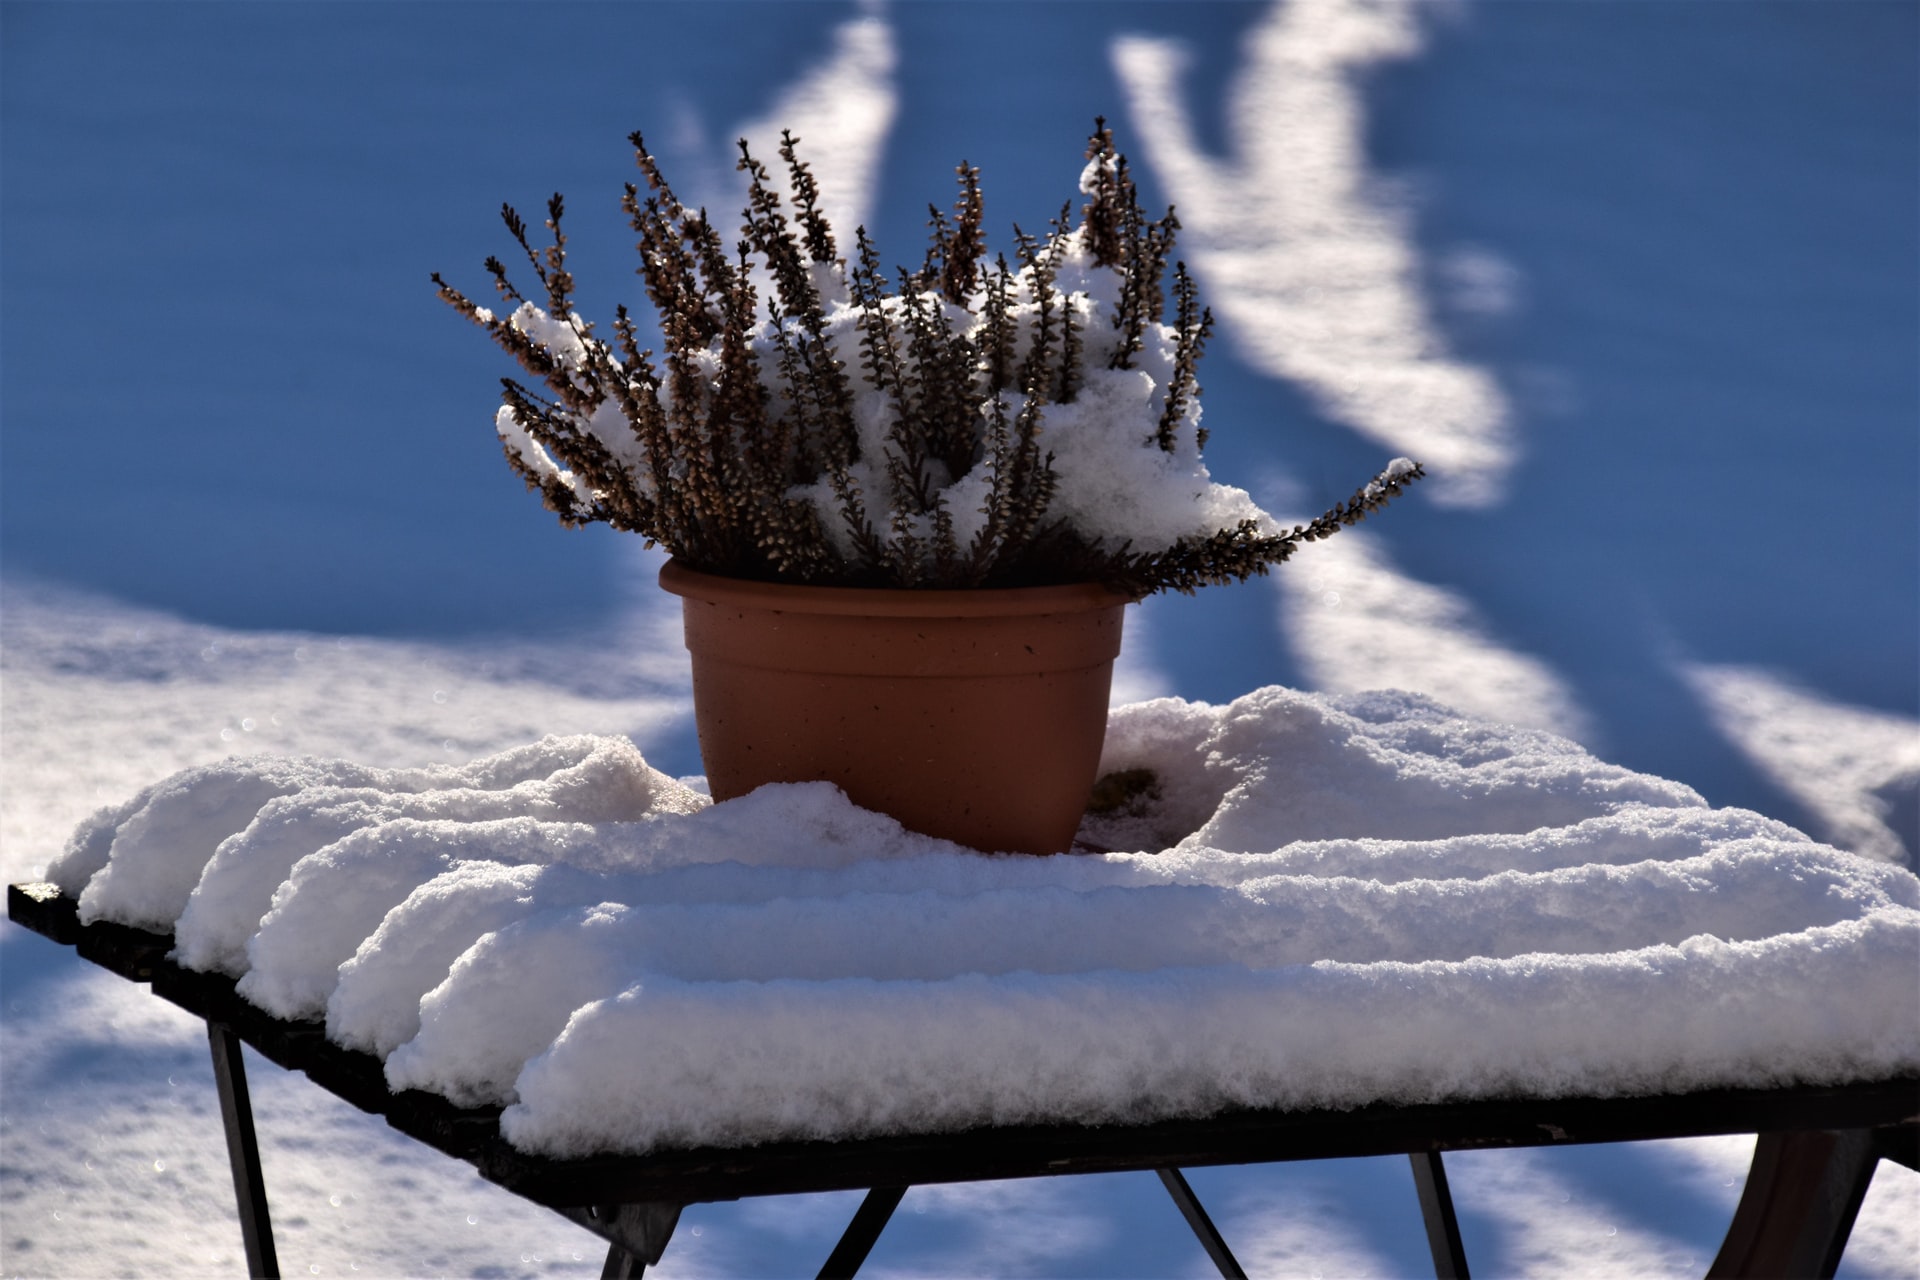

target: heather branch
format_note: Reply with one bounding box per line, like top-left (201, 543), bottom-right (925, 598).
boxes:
top-left (1102, 460), bottom-right (1429, 595)
top-left (1155, 263), bottom-right (1212, 452)
top-left (850, 230), bottom-right (905, 398)
top-left (432, 270), bottom-right (585, 416)
top-left (439, 120), bottom-right (1424, 594)
top-left (742, 137), bottom-right (858, 469)
top-left (738, 138), bottom-right (815, 319)
top-left (896, 272), bottom-right (977, 480)
top-left (1081, 117), bottom-right (1125, 269)
top-left (941, 164), bottom-right (985, 304)
top-left (779, 129), bottom-right (838, 265)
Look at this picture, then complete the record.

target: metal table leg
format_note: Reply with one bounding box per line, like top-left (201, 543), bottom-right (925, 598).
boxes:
top-left (1157, 1167), bottom-right (1248, 1279)
top-left (1708, 1129), bottom-right (1884, 1279)
top-left (209, 1021), bottom-right (279, 1279)
top-left (555, 1202), bottom-right (682, 1278)
top-left (1409, 1150), bottom-right (1470, 1279)
top-left (817, 1185), bottom-right (908, 1279)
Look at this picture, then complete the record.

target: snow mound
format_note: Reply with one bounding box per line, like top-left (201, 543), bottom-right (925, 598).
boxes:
top-left (48, 690), bottom-right (1920, 1159)
top-left (173, 735), bottom-right (692, 977)
top-left (1086, 689), bottom-right (1704, 853)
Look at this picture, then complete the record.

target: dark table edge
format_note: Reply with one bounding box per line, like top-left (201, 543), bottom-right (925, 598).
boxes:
top-left (13, 881), bottom-right (1918, 1209)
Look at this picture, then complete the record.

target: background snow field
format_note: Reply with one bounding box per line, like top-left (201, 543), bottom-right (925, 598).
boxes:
top-left (4, 0), bottom-right (1917, 1276)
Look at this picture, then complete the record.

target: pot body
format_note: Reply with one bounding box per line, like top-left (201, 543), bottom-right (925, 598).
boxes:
top-left (660, 560), bottom-right (1130, 855)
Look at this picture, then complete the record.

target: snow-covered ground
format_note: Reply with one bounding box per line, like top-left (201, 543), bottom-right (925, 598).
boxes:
top-left (4, 0), bottom-right (1915, 1275)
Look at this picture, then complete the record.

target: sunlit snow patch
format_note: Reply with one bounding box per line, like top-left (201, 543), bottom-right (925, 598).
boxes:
top-left (663, 0), bottom-right (896, 267)
top-left (1274, 525), bottom-right (1593, 741)
top-left (1113, 0), bottom-right (1516, 507)
top-left (1683, 662), bottom-right (1920, 868)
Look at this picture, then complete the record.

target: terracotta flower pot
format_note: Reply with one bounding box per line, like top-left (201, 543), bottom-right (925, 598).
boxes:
top-left (660, 560), bottom-right (1132, 855)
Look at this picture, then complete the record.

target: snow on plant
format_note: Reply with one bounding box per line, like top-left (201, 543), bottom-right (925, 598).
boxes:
top-left (434, 121), bottom-right (1424, 592)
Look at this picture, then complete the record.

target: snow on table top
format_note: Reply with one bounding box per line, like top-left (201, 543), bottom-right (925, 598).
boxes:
top-left (48, 686), bottom-right (1920, 1159)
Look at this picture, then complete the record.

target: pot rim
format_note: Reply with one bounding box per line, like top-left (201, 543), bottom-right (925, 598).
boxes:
top-left (659, 558), bottom-right (1138, 618)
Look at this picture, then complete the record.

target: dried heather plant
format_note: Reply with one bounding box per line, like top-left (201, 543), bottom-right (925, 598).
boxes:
top-left (436, 122), bottom-right (1424, 593)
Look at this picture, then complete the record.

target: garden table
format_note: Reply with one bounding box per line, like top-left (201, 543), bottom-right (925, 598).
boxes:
top-left (11, 880), bottom-right (1916, 1280)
